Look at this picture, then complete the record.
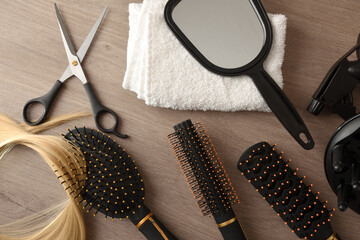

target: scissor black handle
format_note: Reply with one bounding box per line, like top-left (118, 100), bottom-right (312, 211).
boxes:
top-left (23, 80), bottom-right (64, 126)
top-left (83, 82), bottom-right (128, 138)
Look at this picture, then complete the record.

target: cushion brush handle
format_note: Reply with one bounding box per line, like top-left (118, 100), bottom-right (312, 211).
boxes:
top-left (129, 205), bottom-right (178, 240)
top-left (331, 233), bottom-right (342, 240)
top-left (213, 208), bottom-right (248, 240)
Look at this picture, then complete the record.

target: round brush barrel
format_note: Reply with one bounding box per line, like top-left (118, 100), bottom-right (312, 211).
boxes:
top-left (129, 205), bottom-right (178, 240)
top-left (168, 119), bottom-right (247, 240)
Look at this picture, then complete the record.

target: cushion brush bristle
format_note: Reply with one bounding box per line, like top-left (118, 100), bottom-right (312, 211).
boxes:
top-left (62, 126), bottom-right (178, 240)
top-left (238, 142), bottom-right (341, 240)
top-left (168, 119), bottom-right (247, 240)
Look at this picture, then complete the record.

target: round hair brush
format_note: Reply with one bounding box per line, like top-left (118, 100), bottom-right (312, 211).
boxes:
top-left (238, 141), bottom-right (341, 240)
top-left (168, 119), bottom-right (247, 240)
top-left (63, 127), bottom-right (178, 240)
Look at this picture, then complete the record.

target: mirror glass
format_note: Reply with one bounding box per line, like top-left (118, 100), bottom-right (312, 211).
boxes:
top-left (172, 0), bottom-right (265, 69)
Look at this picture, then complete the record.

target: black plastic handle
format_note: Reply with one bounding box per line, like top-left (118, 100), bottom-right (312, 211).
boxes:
top-left (83, 82), bottom-right (128, 138)
top-left (356, 33), bottom-right (360, 60)
top-left (334, 233), bottom-right (342, 240)
top-left (213, 208), bottom-right (247, 240)
top-left (249, 67), bottom-right (314, 150)
top-left (129, 205), bottom-right (178, 240)
top-left (23, 80), bottom-right (64, 126)
top-left (314, 222), bottom-right (342, 240)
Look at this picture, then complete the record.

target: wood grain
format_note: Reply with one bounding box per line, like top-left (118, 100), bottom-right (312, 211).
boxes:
top-left (0, 0), bottom-right (360, 239)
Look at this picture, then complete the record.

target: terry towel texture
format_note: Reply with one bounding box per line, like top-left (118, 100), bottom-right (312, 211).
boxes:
top-left (123, 0), bottom-right (287, 112)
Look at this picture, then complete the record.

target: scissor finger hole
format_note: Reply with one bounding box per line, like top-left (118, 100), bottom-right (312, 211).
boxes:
top-left (24, 102), bottom-right (46, 123)
top-left (97, 111), bottom-right (117, 131)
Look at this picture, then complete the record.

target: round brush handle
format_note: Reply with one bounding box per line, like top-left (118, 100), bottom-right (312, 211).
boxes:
top-left (213, 208), bottom-right (247, 240)
top-left (129, 205), bottom-right (178, 240)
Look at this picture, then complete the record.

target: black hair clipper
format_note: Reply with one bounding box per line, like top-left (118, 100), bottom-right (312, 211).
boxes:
top-left (308, 34), bottom-right (360, 120)
top-left (325, 114), bottom-right (360, 214)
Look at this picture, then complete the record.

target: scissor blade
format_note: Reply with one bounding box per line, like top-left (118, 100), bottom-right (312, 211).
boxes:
top-left (55, 3), bottom-right (87, 84)
top-left (58, 6), bottom-right (108, 82)
top-left (77, 6), bottom-right (107, 62)
top-left (59, 66), bottom-right (72, 82)
top-left (55, 3), bottom-right (77, 58)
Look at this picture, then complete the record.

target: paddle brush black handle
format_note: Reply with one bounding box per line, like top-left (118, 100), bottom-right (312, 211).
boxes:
top-left (335, 233), bottom-right (342, 240)
top-left (129, 205), bottom-right (178, 240)
top-left (213, 208), bottom-right (247, 240)
top-left (249, 67), bottom-right (314, 150)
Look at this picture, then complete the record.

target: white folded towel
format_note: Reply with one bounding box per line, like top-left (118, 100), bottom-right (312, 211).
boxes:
top-left (123, 0), bottom-right (287, 112)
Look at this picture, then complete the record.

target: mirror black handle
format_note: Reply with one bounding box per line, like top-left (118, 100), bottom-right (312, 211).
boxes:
top-left (23, 80), bottom-right (64, 126)
top-left (83, 82), bottom-right (128, 138)
top-left (129, 205), bottom-right (179, 240)
top-left (249, 68), bottom-right (314, 150)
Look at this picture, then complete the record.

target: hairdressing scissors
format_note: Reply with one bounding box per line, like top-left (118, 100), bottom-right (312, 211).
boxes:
top-left (23, 3), bottom-right (127, 138)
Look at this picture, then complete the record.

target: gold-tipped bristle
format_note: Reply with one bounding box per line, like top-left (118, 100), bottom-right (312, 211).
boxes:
top-left (238, 141), bottom-right (335, 239)
top-left (168, 121), bottom-right (239, 216)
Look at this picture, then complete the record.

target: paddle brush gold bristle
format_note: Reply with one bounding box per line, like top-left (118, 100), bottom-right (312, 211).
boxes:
top-left (62, 126), bottom-right (179, 240)
top-left (62, 126), bottom-right (145, 221)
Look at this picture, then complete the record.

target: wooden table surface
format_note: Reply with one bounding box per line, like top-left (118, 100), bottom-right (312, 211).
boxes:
top-left (1, 0), bottom-right (360, 239)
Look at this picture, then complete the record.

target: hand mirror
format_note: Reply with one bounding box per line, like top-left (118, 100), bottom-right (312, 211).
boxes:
top-left (164, 0), bottom-right (314, 150)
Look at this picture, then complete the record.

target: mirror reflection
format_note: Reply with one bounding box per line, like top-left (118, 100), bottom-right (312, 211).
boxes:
top-left (172, 0), bottom-right (265, 69)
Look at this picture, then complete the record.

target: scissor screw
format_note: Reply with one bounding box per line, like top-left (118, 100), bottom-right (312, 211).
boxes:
top-left (72, 61), bottom-right (78, 66)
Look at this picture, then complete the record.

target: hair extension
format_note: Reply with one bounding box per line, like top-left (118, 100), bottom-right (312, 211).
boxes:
top-left (0, 113), bottom-right (89, 240)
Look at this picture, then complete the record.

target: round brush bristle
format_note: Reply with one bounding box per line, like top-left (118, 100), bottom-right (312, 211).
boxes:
top-left (168, 120), bottom-right (239, 217)
top-left (238, 142), bottom-right (335, 240)
top-left (62, 126), bottom-right (145, 220)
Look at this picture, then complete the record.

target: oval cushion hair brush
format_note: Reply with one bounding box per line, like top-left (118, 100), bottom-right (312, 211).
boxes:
top-left (168, 120), bottom-right (247, 240)
top-left (238, 142), bottom-right (341, 240)
top-left (63, 127), bottom-right (178, 240)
